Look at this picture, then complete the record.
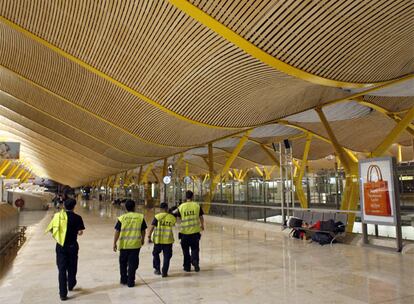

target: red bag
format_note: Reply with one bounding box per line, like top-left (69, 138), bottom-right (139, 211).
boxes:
top-left (363, 165), bottom-right (391, 216)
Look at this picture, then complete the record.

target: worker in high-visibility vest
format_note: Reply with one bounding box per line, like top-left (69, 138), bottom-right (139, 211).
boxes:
top-left (46, 198), bottom-right (85, 301)
top-left (176, 190), bottom-right (204, 272)
top-left (147, 202), bottom-right (176, 277)
top-left (113, 200), bottom-right (147, 287)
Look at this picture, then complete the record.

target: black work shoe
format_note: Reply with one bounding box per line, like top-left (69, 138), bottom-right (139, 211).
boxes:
top-left (127, 283), bottom-right (135, 288)
top-left (154, 269), bottom-right (161, 275)
top-left (162, 273), bottom-right (168, 278)
top-left (120, 280), bottom-right (127, 285)
top-left (60, 295), bottom-right (68, 301)
top-left (183, 267), bottom-right (191, 272)
top-left (68, 284), bottom-right (76, 291)
top-left (194, 265), bottom-right (200, 272)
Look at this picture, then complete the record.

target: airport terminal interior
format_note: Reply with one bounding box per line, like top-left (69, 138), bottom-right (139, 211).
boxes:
top-left (0, 1), bottom-right (413, 303)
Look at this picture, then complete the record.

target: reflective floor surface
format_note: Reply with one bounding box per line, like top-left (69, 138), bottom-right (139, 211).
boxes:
top-left (1, 201), bottom-right (414, 303)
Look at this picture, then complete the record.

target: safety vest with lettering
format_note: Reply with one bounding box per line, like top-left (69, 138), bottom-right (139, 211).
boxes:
top-left (118, 212), bottom-right (144, 250)
top-left (45, 210), bottom-right (67, 246)
top-left (178, 202), bottom-right (201, 235)
top-left (153, 212), bottom-right (176, 244)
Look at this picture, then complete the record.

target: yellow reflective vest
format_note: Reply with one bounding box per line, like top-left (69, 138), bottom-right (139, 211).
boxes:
top-left (178, 202), bottom-right (201, 235)
top-left (45, 210), bottom-right (68, 246)
top-left (152, 212), bottom-right (176, 244)
top-left (118, 212), bottom-right (144, 250)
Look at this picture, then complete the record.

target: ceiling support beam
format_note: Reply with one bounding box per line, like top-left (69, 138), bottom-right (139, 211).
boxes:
top-left (0, 160), bottom-right (11, 176)
top-left (294, 134), bottom-right (312, 209)
top-left (0, 17), bottom-right (236, 130)
top-left (167, 0), bottom-right (400, 89)
top-left (371, 106), bottom-right (414, 158)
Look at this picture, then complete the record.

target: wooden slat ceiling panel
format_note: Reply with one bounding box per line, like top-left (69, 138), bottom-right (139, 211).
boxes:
top-left (0, 103), bottom-right (157, 164)
top-left (0, 117), bottom-right (132, 170)
top-left (191, 0), bottom-right (414, 82)
top-left (0, 1), bottom-right (348, 128)
top-left (295, 112), bottom-right (413, 152)
top-left (0, 24), bottom-right (237, 146)
top-left (363, 96), bottom-right (414, 113)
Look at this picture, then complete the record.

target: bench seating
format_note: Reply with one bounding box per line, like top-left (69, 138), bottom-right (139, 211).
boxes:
top-left (290, 210), bottom-right (348, 245)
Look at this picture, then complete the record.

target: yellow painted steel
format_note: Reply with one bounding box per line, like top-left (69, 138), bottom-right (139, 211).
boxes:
top-left (142, 163), bottom-right (154, 183)
top-left (183, 160), bottom-right (209, 173)
top-left (14, 168), bottom-right (26, 179)
top-left (329, 75), bottom-right (414, 105)
top-left (263, 166), bottom-right (276, 180)
top-left (204, 131), bottom-right (250, 213)
top-left (212, 131), bottom-right (251, 185)
top-left (167, 0), bottom-right (409, 89)
top-left (397, 145), bottom-right (403, 163)
top-left (390, 115), bottom-right (414, 137)
top-left (151, 169), bottom-right (160, 183)
top-left (295, 134), bottom-right (312, 209)
top-left (0, 160), bottom-right (11, 175)
top-left (254, 166), bottom-right (264, 177)
top-left (371, 107), bottom-right (414, 157)
top-left (162, 159), bottom-right (168, 178)
top-left (0, 17), bottom-right (239, 130)
top-left (315, 109), bottom-right (359, 230)
top-left (214, 147), bottom-right (261, 166)
top-left (315, 109), bottom-right (356, 172)
top-left (6, 164), bottom-right (19, 179)
top-left (185, 162), bottom-right (189, 177)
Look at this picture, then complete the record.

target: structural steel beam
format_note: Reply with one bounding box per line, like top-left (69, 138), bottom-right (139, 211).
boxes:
top-left (295, 134), bottom-right (312, 209)
top-left (0, 160), bottom-right (11, 175)
top-left (6, 164), bottom-right (19, 179)
top-left (142, 164), bottom-right (154, 183)
top-left (371, 107), bottom-right (414, 157)
top-left (167, 0), bottom-right (402, 89)
top-left (315, 108), bottom-right (356, 173)
top-left (0, 17), bottom-right (238, 130)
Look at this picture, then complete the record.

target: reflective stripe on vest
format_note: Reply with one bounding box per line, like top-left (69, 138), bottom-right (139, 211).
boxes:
top-left (153, 212), bottom-right (176, 244)
top-left (178, 202), bottom-right (201, 235)
top-left (118, 212), bottom-right (144, 249)
top-left (45, 210), bottom-right (67, 246)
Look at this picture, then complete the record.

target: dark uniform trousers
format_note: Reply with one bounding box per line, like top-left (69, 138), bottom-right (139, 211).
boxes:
top-left (119, 248), bottom-right (140, 286)
top-left (180, 233), bottom-right (200, 269)
top-left (56, 242), bottom-right (79, 297)
top-left (152, 244), bottom-right (173, 275)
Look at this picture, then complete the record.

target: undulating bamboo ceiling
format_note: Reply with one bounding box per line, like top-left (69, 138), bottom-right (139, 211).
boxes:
top-left (0, 1), bottom-right (413, 186)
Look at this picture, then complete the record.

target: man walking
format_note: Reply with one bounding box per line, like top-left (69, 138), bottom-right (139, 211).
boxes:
top-left (113, 200), bottom-right (147, 287)
top-left (177, 191), bottom-right (204, 272)
top-left (147, 202), bottom-right (176, 277)
top-left (46, 198), bottom-right (85, 301)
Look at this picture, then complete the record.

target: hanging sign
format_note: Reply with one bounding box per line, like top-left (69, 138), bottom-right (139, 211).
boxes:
top-left (163, 176), bottom-right (171, 185)
top-left (0, 142), bottom-right (20, 159)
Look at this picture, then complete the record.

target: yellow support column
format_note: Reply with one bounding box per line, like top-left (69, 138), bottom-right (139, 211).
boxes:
top-left (316, 108), bottom-right (359, 232)
top-left (205, 132), bottom-right (250, 213)
top-left (15, 168), bottom-right (26, 180)
top-left (0, 160), bottom-right (11, 175)
top-left (6, 164), bottom-right (19, 179)
top-left (371, 106), bottom-right (414, 157)
top-left (397, 144), bottom-right (402, 163)
top-left (295, 134), bottom-right (312, 209)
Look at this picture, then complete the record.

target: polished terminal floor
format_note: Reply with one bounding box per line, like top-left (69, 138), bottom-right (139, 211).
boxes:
top-left (1, 202), bottom-right (414, 304)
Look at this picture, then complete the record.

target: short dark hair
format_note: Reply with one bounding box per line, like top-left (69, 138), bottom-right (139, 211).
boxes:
top-left (160, 202), bottom-right (168, 210)
top-left (64, 198), bottom-right (76, 211)
top-left (125, 200), bottom-right (135, 212)
top-left (185, 190), bottom-right (193, 200)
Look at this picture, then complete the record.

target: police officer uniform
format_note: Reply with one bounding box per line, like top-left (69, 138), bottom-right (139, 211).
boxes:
top-left (46, 202), bottom-right (85, 301)
top-left (149, 208), bottom-right (176, 277)
top-left (114, 211), bottom-right (147, 287)
top-left (177, 200), bottom-right (204, 272)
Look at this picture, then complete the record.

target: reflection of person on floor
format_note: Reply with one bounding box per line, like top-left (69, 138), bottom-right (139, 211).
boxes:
top-left (175, 190), bottom-right (204, 272)
top-left (147, 202), bottom-right (176, 277)
top-left (113, 200), bottom-right (147, 287)
top-left (45, 198), bottom-right (85, 301)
